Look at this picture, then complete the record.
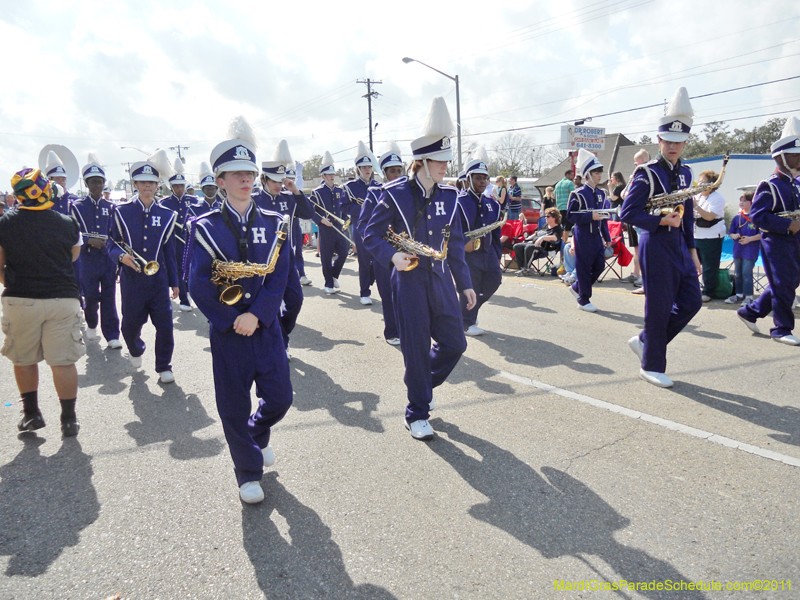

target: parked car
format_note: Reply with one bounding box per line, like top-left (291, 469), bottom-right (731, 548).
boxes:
top-left (520, 197), bottom-right (542, 224)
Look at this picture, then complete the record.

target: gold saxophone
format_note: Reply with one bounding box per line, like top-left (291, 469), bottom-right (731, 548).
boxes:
top-left (466, 211), bottom-right (509, 251)
top-left (211, 215), bottom-right (290, 305)
top-left (778, 210), bottom-right (800, 221)
top-left (644, 152), bottom-right (730, 218)
top-left (384, 224), bottom-right (450, 272)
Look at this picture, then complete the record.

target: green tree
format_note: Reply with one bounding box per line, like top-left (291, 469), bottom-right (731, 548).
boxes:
top-left (304, 154), bottom-right (323, 179)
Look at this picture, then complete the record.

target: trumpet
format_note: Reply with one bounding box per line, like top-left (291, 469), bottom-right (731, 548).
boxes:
top-left (465, 211), bottom-right (508, 251)
top-left (309, 197), bottom-right (351, 232)
top-left (212, 215), bottom-right (290, 305)
top-left (384, 224), bottom-right (450, 272)
top-left (571, 207), bottom-right (621, 220)
top-left (112, 239), bottom-right (160, 276)
top-left (644, 152), bottom-right (730, 219)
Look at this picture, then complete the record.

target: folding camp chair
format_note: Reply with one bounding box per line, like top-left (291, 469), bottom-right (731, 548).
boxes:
top-left (500, 220), bottom-right (524, 270)
top-left (599, 221), bottom-right (632, 281)
top-left (527, 240), bottom-right (563, 276)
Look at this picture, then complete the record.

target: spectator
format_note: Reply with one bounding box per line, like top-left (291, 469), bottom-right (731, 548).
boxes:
top-left (495, 175), bottom-right (508, 209)
top-left (607, 171), bottom-right (626, 220)
top-left (625, 149), bottom-right (650, 293)
top-left (559, 242), bottom-right (577, 285)
top-left (554, 170), bottom-right (575, 246)
top-left (541, 186), bottom-right (556, 211)
top-left (0, 169), bottom-right (84, 437)
top-left (693, 169), bottom-right (727, 302)
top-left (574, 175), bottom-right (583, 188)
top-left (725, 191), bottom-right (761, 306)
top-left (507, 176), bottom-right (523, 220)
top-left (0, 198), bottom-right (5, 217)
top-left (514, 207), bottom-right (563, 276)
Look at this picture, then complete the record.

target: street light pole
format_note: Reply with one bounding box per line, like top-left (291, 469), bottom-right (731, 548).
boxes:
top-left (402, 57), bottom-right (462, 173)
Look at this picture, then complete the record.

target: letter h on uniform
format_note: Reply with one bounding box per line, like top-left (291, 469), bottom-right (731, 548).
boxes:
top-left (435, 201), bottom-right (446, 216)
top-left (152, 216), bottom-right (161, 227)
top-left (252, 228), bottom-right (268, 244)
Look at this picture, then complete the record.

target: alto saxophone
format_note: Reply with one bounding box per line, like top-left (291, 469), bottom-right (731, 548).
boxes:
top-left (778, 210), bottom-right (800, 221)
top-left (212, 215), bottom-right (290, 305)
top-left (644, 152), bottom-right (730, 218)
top-left (384, 224), bottom-right (450, 272)
top-left (466, 211), bottom-right (508, 251)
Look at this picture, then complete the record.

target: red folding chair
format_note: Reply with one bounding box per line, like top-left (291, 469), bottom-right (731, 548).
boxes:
top-left (600, 221), bottom-right (633, 281)
top-left (500, 220), bottom-right (525, 270)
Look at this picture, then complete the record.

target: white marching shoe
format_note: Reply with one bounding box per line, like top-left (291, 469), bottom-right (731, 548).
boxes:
top-left (333, 278), bottom-right (340, 289)
top-left (179, 304), bottom-right (192, 312)
top-left (465, 325), bottom-right (485, 336)
top-left (577, 302), bottom-right (598, 313)
top-left (299, 276), bottom-right (312, 286)
top-left (129, 355), bottom-right (143, 369)
top-left (239, 481), bottom-right (264, 504)
top-left (85, 328), bottom-right (97, 340)
top-left (737, 314), bottom-right (761, 335)
top-left (569, 286), bottom-right (579, 301)
top-left (774, 334), bottom-right (800, 346)
top-left (159, 371), bottom-right (175, 384)
top-left (262, 444), bottom-right (275, 467)
top-left (324, 287), bottom-right (338, 294)
top-left (360, 297), bottom-right (373, 305)
top-left (386, 337), bottom-right (401, 346)
top-left (428, 398), bottom-right (436, 412)
top-left (639, 369), bottom-right (674, 388)
top-left (108, 339), bottom-right (123, 349)
top-left (627, 335), bottom-right (644, 362)
top-left (405, 418), bottom-right (435, 441)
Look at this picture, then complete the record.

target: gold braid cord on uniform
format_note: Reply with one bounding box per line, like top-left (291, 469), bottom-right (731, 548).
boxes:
top-left (384, 224), bottom-right (450, 272)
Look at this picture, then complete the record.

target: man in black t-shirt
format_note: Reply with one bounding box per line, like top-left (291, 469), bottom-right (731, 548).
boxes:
top-left (513, 207), bottom-right (564, 274)
top-left (0, 168), bottom-right (85, 437)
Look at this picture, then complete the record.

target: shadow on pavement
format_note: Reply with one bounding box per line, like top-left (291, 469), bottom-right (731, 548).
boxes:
top-left (476, 331), bottom-right (615, 375)
top-left (488, 293), bottom-right (558, 314)
top-left (242, 473), bottom-right (396, 599)
top-left (448, 356), bottom-right (516, 396)
top-left (78, 342), bottom-right (129, 396)
top-left (124, 372), bottom-right (223, 460)
top-left (671, 382), bottom-right (800, 447)
top-left (289, 324), bottom-right (364, 352)
top-left (290, 359), bottom-right (383, 433)
top-left (0, 437), bottom-right (99, 577)
top-left (428, 420), bottom-right (707, 600)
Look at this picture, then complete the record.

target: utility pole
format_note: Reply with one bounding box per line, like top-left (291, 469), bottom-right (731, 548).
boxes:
top-left (170, 145), bottom-right (190, 163)
top-left (121, 162), bottom-right (133, 194)
top-left (357, 79), bottom-right (382, 152)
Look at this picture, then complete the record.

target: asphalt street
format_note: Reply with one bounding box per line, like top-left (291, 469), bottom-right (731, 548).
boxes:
top-left (1, 250), bottom-right (798, 600)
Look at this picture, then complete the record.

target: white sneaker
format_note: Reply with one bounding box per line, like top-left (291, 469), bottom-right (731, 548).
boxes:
top-left (774, 334), bottom-right (800, 346)
top-left (724, 294), bottom-right (743, 305)
top-left (741, 295), bottom-right (754, 307)
top-left (107, 339), bottom-right (123, 349)
top-left (85, 328), bottom-right (97, 340)
top-left (428, 399), bottom-right (436, 412)
top-left (639, 369), bottom-right (673, 388)
top-left (794, 297), bottom-right (800, 309)
top-left (286, 346), bottom-right (292, 361)
top-left (159, 370), bottom-right (175, 384)
top-left (737, 314), bottom-right (760, 335)
top-left (262, 444), bottom-right (275, 467)
top-left (239, 481), bottom-right (264, 504)
top-left (324, 287), bottom-right (338, 294)
top-left (633, 275), bottom-right (643, 286)
top-left (627, 335), bottom-right (644, 362)
top-left (360, 297), bottom-right (373, 305)
top-left (569, 285), bottom-right (579, 300)
top-left (578, 302), bottom-right (598, 312)
top-left (299, 276), bottom-right (312, 286)
top-left (179, 304), bottom-right (192, 312)
top-left (129, 355), bottom-right (143, 369)
top-left (386, 337), bottom-right (401, 346)
top-left (465, 325), bottom-right (485, 336)
top-left (405, 418), bottom-right (434, 441)
top-left (333, 278), bottom-right (340, 289)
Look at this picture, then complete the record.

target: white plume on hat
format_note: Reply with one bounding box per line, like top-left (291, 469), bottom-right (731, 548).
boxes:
top-left (321, 151), bottom-right (334, 168)
top-left (472, 146), bottom-right (489, 164)
top-left (356, 140), bottom-right (369, 159)
top-left (199, 161), bottom-right (214, 178)
top-left (421, 96), bottom-right (454, 138)
top-left (87, 152), bottom-right (101, 166)
top-left (227, 116), bottom-right (258, 150)
top-left (46, 151), bottom-right (64, 170)
top-left (664, 86), bottom-right (694, 119)
top-left (147, 148), bottom-right (175, 181)
top-left (272, 140), bottom-right (294, 166)
top-left (781, 116), bottom-right (800, 139)
top-left (385, 140), bottom-right (402, 156)
top-left (576, 148), bottom-right (603, 179)
top-left (770, 115), bottom-right (800, 156)
top-left (173, 157), bottom-right (185, 174)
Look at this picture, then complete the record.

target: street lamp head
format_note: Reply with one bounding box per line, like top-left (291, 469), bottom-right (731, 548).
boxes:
top-left (402, 57), bottom-right (414, 64)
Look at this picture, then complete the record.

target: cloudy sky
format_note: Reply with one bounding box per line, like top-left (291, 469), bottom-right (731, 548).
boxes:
top-left (1, 0), bottom-right (798, 190)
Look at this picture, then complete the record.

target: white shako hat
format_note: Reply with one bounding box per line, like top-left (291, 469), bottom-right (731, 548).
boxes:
top-left (457, 171), bottom-right (466, 182)
top-left (576, 148), bottom-right (603, 179)
top-left (354, 140), bottom-right (373, 168)
top-left (465, 146), bottom-right (490, 177)
top-left (198, 162), bottom-right (216, 187)
top-left (411, 96), bottom-right (455, 161)
top-left (82, 152), bottom-right (106, 180)
top-left (210, 116), bottom-right (259, 175)
top-left (657, 86), bottom-right (694, 143)
top-left (770, 116), bottom-right (800, 157)
top-left (169, 157), bottom-right (188, 186)
top-left (262, 139), bottom-right (293, 182)
top-left (320, 151), bottom-right (335, 175)
top-left (45, 151), bottom-right (67, 179)
top-left (379, 140), bottom-right (403, 172)
top-left (131, 149), bottom-right (173, 182)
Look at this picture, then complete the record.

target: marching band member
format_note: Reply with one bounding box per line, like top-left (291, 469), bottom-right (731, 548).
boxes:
top-left (42, 148), bottom-right (78, 215)
top-left (311, 152), bottom-right (349, 294)
top-left (187, 117), bottom-right (292, 504)
top-left (69, 153), bottom-right (122, 348)
top-left (285, 161), bottom-right (312, 286)
top-left (456, 147), bottom-right (502, 335)
top-left (253, 140), bottom-right (314, 353)
top-left (196, 161), bottom-right (222, 212)
top-left (620, 87), bottom-right (702, 388)
top-left (363, 96), bottom-right (476, 441)
top-left (737, 116), bottom-right (800, 345)
top-left (566, 148), bottom-right (612, 313)
top-left (343, 141), bottom-right (378, 305)
top-left (357, 140), bottom-right (404, 345)
top-left (108, 150), bottom-right (180, 384)
top-left (160, 158), bottom-right (201, 312)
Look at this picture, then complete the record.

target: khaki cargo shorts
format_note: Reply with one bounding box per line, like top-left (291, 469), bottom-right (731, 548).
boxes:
top-left (1, 297), bottom-right (85, 366)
